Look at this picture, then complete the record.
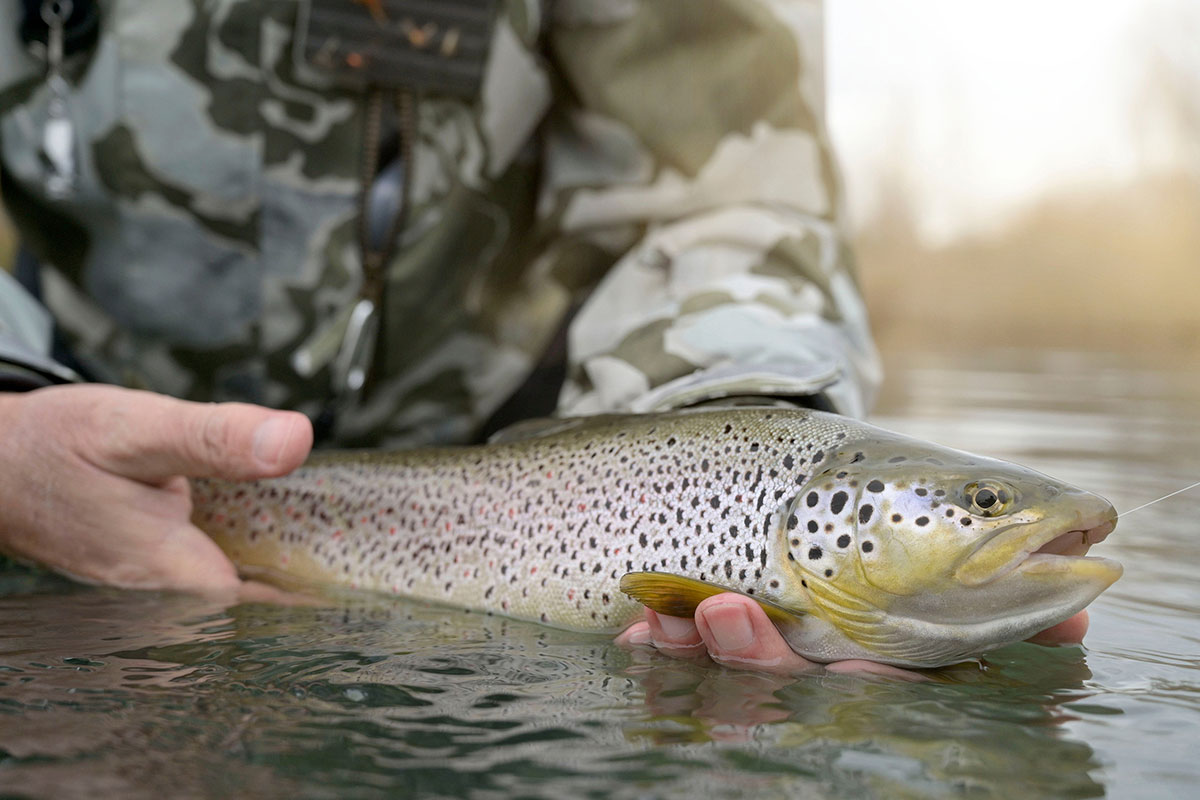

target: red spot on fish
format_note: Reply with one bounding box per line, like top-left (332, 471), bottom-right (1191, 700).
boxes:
top-left (281, 554), bottom-right (289, 564)
top-left (578, 504), bottom-right (587, 511)
top-left (508, 508), bottom-right (515, 518)
top-left (411, 503), bottom-right (419, 511)
top-left (613, 548), bottom-right (621, 555)
top-left (546, 471), bottom-right (553, 479)
top-left (445, 521), bottom-right (452, 532)
top-left (316, 478), bottom-right (325, 486)
top-left (640, 495), bottom-right (646, 504)
top-left (259, 514), bottom-right (270, 524)
top-left (333, 530), bottom-right (343, 539)
top-left (392, 585), bottom-right (398, 593)
top-left (361, 516), bottom-right (368, 524)
top-left (464, 569), bottom-right (471, 577)
top-left (285, 506), bottom-right (295, 516)
top-left (567, 590), bottom-right (575, 600)
top-left (530, 566), bottom-right (537, 574)
top-left (389, 526), bottom-right (397, 535)
top-left (214, 514), bottom-right (226, 524)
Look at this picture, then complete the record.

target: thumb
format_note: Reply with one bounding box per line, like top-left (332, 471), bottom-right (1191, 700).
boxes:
top-left (88, 389), bottom-right (313, 483)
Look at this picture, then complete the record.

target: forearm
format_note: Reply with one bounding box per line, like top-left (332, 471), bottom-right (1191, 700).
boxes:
top-left (544, 1), bottom-right (879, 418)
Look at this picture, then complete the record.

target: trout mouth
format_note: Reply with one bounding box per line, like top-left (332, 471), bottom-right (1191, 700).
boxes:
top-left (956, 502), bottom-right (1120, 586)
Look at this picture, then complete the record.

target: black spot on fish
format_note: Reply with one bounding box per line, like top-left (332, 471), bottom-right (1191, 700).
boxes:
top-left (961, 518), bottom-right (973, 527)
top-left (888, 456), bottom-right (907, 463)
top-left (837, 534), bottom-right (851, 548)
top-left (806, 492), bottom-right (819, 507)
top-left (710, 497), bottom-right (721, 510)
top-left (808, 546), bottom-right (822, 560)
top-left (851, 451), bottom-right (865, 463)
top-left (830, 491), bottom-right (848, 514)
top-left (825, 569), bottom-right (833, 577)
top-left (867, 479), bottom-right (884, 493)
top-left (812, 450), bottom-right (825, 464)
top-left (891, 513), bottom-right (902, 523)
top-left (788, 514), bottom-right (799, 530)
top-left (808, 520), bottom-right (819, 533)
top-left (788, 552), bottom-right (796, 561)
top-left (946, 508), bottom-right (955, 517)
top-left (770, 580), bottom-right (779, 588)
top-left (859, 505), bottom-right (874, 524)
top-left (783, 454), bottom-right (794, 469)
top-left (916, 516), bottom-right (930, 526)
top-left (862, 541), bottom-right (874, 553)
top-left (915, 488), bottom-right (928, 497)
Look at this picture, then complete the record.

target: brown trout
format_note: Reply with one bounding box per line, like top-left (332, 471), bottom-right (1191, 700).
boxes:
top-left (191, 407), bottom-right (1121, 668)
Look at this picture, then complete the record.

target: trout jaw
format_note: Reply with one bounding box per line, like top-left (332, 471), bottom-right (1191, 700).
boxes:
top-left (954, 492), bottom-right (1119, 588)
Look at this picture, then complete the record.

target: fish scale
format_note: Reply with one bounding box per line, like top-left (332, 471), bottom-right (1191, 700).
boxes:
top-left (191, 406), bottom-right (1122, 667)
top-left (193, 408), bottom-right (854, 631)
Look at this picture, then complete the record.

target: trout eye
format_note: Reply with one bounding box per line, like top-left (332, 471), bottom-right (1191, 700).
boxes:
top-left (965, 481), bottom-right (1013, 516)
top-left (974, 489), bottom-right (997, 508)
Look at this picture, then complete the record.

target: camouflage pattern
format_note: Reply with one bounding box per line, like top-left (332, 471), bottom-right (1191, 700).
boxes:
top-left (0, 0), bottom-right (879, 446)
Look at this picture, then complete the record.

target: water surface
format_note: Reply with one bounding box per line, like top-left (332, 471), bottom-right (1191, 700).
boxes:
top-left (2, 348), bottom-right (1197, 798)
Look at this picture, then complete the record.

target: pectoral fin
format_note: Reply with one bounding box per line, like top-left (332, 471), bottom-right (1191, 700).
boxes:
top-left (619, 572), bottom-right (805, 629)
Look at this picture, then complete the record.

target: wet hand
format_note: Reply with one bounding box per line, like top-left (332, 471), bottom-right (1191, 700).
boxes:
top-left (0, 385), bottom-right (312, 591)
top-left (616, 594), bottom-right (1089, 680)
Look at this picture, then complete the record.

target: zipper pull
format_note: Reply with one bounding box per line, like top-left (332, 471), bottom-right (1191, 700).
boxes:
top-left (39, 0), bottom-right (78, 200)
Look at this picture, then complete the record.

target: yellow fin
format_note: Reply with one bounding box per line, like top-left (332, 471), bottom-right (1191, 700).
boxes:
top-left (618, 572), bottom-right (805, 628)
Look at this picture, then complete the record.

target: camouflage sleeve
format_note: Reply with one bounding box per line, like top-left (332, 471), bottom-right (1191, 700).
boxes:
top-left (0, 5), bottom-right (75, 391)
top-left (0, 268), bottom-right (79, 390)
top-left (545, 0), bottom-right (881, 420)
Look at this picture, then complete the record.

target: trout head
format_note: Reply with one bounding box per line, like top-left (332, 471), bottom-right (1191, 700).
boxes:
top-left (776, 437), bottom-right (1121, 667)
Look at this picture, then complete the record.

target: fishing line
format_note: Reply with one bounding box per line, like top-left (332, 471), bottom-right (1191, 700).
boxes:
top-left (1118, 479), bottom-right (1200, 517)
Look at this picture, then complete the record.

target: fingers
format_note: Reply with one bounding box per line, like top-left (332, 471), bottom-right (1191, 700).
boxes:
top-left (81, 386), bottom-right (313, 483)
top-left (1027, 610), bottom-right (1089, 645)
top-left (693, 595), bottom-right (819, 674)
top-left (619, 592), bottom-right (929, 680)
top-left (620, 594), bottom-right (818, 674)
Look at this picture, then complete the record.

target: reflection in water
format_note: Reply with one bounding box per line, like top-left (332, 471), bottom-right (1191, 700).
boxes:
top-left (1, 350), bottom-right (1198, 798)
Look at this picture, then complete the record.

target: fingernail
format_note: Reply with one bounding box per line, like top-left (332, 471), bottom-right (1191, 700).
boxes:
top-left (626, 627), bottom-right (651, 646)
top-left (703, 603), bottom-right (755, 651)
top-left (656, 614), bottom-right (697, 641)
top-left (253, 417), bottom-right (295, 469)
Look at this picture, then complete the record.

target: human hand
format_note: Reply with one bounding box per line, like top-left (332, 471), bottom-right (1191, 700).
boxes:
top-left (616, 594), bottom-right (1090, 680)
top-left (0, 385), bottom-right (312, 591)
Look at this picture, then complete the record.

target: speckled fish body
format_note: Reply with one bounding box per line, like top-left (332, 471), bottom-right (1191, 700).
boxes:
top-left (192, 407), bottom-right (1121, 668)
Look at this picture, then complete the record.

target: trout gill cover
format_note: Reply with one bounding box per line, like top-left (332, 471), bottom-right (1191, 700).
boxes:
top-left (191, 407), bottom-right (1121, 668)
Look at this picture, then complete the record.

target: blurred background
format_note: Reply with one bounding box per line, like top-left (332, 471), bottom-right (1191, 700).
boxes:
top-left (828, 0), bottom-right (1199, 358)
top-left (2, 0), bottom-right (1197, 360)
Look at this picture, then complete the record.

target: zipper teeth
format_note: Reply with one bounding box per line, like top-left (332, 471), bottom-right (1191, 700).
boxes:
top-left (357, 86), bottom-right (385, 281)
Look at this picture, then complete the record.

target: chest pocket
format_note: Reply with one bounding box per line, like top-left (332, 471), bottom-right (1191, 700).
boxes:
top-left (78, 0), bottom-right (266, 348)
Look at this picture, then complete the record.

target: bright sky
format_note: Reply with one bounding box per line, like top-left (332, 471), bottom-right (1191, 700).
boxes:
top-left (826, 0), bottom-right (1185, 242)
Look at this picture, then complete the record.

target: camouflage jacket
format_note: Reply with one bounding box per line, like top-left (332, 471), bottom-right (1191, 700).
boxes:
top-left (0, 0), bottom-right (879, 447)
